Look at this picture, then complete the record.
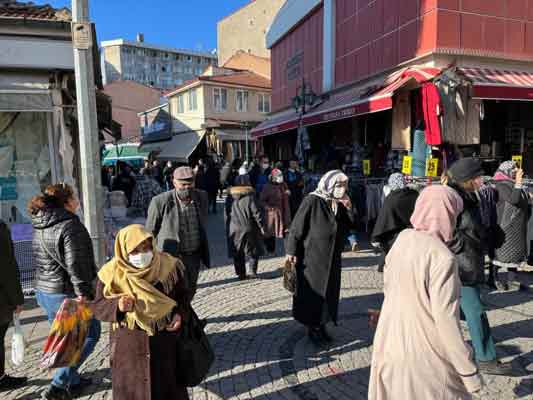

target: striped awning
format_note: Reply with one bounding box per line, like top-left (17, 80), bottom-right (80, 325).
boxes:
top-left (458, 67), bottom-right (533, 101)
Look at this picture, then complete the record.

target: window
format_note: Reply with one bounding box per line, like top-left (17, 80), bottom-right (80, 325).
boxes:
top-left (236, 90), bottom-right (249, 112)
top-left (187, 55), bottom-right (192, 63)
top-left (177, 94), bottom-right (185, 113)
top-left (213, 88), bottom-right (227, 112)
top-left (175, 54), bottom-right (180, 61)
top-left (188, 89), bottom-right (198, 111)
top-left (195, 67), bottom-right (204, 75)
top-left (162, 66), bottom-right (166, 72)
top-left (197, 57), bottom-right (202, 64)
top-left (175, 78), bottom-right (183, 85)
top-left (258, 94), bottom-right (271, 113)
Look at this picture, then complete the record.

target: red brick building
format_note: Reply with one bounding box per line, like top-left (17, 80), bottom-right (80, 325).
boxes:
top-left (254, 0), bottom-right (533, 176)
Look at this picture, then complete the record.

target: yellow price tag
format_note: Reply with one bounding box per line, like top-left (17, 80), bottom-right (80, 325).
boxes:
top-left (363, 160), bottom-right (371, 176)
top-left (402, 156), bottom-right (413, 175)
top-left (426, 158), bottom-right (439, 177)
top-left (512, 155), bottom-right (523, 169)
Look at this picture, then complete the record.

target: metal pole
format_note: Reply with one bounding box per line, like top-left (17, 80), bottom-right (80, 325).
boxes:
top-left (245, 122), bottom-right (249, 163)
top-left (72, 0), bottom-right (106, 267)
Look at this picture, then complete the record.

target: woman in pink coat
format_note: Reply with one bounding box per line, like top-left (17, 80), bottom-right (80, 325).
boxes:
top-left (369, 185), bottom-right (482, 400)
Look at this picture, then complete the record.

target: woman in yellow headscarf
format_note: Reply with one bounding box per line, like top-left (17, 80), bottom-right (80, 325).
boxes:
top-left (91, 224), bottom-right (190, 400)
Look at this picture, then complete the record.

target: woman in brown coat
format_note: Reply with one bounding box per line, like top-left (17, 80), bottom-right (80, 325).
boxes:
top-left (91, 224), bottom-right (189, 400)
top-left (260, 168), bottom-right (291, 254)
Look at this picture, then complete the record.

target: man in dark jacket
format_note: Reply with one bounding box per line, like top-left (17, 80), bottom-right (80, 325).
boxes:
top-left (225, 175), bottom-right (266, 280)
top-left (447, 158), bottom-right (515, 376)
top-left (0, 221), bottom-right (27, 391)
top-left (204, 160), bottom-right (221, 214)
top-left (146, 166), bottom-right (210, 297)
top-left (249, 155), bottom-right (271, 195)
top-left (285, 159), bottom-right (305, 218)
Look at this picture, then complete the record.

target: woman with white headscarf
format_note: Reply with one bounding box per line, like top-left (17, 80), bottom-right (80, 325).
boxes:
top-left (285, 170), bottom-right (356, 345)
top-left (369, 186), bottom-right (482, 400)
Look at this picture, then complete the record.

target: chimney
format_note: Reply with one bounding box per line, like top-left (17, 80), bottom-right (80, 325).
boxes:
top-left (136, 33), bottom-right (144, 43)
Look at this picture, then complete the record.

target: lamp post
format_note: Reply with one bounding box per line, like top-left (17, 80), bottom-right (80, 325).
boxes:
top-left (292, 78), bottom-right (318, 166)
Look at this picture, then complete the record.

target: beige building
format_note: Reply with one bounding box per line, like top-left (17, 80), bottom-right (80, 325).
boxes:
top-left (101, 36), bottom-right (217, 90)
top-left (217, 0), bottom-right (285, 66)
top-left (140, 68), bottom-right (271, 162)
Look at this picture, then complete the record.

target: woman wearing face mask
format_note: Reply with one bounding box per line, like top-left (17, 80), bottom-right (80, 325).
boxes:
top-left (285, 170), bottom-right (355, 344)
top-left (29, 183), bottom-right (101, 400)
top-left (446, 158), bottom-right (515, 376)
top-left (260, 169), bottom-right (291, 255)
top-left (91, 224), bottom-right (190, 400)
top-left (369, 186), bottom-right (482, 400)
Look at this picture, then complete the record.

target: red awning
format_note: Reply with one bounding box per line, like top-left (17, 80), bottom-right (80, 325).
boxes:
top-left (252, 66), bottom-right (441, 137)
top-left (459, 67), bottom-right (533, 101)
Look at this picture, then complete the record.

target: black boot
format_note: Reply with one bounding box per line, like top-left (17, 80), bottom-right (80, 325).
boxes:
top-left (319, 325), bottom-right (333, 342)
top-left (307, 327), bottom-right (324, 345)
top-left (0, 375), bottom-right (27, 391)
top-left (41, 385), bottom-right (72, 400)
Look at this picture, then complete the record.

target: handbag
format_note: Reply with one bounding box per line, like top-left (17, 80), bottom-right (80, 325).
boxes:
top-left (282, 259), bottom-right (297, 293)
top-left (175, 307), bottom-right (214, 387)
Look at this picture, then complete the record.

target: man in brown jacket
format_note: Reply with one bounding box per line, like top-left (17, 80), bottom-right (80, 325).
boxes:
top-left (0, 221), bottom-right (26, 391)
top-left (146, 166), bottom-right (210, 297)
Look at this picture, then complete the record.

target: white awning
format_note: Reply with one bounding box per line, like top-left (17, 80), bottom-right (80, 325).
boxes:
top-left (214, 128), bottom-right (257, 142)
top-left (140, 130), bottom-right (205, 161)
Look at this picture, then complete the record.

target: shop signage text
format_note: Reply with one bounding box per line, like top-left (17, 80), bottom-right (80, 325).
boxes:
top-left (286, 52), bottom-right (303, 81)
top-left (512, 155), bottom-right (523, 169)
top-left (426, 158), bottom-right (439, 177)
top-left (363, 160), bottom-right (371, 176)
top-left (0, 176), bottom-right (17, 200)
top-left (402, 156), bottom-right (413, 175)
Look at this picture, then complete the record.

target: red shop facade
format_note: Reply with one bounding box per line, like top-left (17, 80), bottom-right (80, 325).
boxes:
top-left (253, 0), bottom-right (533, 177)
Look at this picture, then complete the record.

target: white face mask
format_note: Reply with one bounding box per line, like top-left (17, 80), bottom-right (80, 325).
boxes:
top-left (333, 187), bottom-right (346, 199)
top-left (128, 251), bottom-right (154, 269)
top-left (262, 163), bottom-right (270, 170)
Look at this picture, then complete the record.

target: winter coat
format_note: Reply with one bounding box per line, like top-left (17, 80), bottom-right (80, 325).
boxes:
top-left (225, 186), bottom-right (266, 259)
top-left (494, 179), bottom-right (530, 264)
top-left (447, 185), bottom-right (486, 286)
top-left (0, 221), bottom-right (24, 325)
top-left (90, 276), bottom-right (190, 400)
top-left (145, 190), bottom-right (210, 268)
top-left (204, 167), bottom-right (221, 194)
top-left (369, 229), bottom-right (481, 400)
top-left (285, 169), bottom-right (305, 217)
top-left (260, 183), bottom-right (291, 239)
top-left (371, 188), bottom-right (418, 254)
top-left (31, 208), bottom-right (97, 298)
top-left (286, 195), bottom-right (355, 327)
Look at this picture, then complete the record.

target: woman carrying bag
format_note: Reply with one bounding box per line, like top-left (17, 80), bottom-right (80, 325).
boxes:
top-left (91, 224), bottom-right (190, 400)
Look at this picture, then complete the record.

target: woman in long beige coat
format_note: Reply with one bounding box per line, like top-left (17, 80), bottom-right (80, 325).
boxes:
top-left (369, 185), bottom-right (482, 400)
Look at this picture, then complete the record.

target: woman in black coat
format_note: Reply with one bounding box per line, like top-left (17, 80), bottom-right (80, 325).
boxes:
top-left (286, 170), bottom-right (355, 345)
top-left (0, 221), bottom-right (26, 391)
top-left (225, 175), bottom-right (266, 280)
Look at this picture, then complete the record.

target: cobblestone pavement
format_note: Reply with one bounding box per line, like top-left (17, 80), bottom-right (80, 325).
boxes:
top-left (3, 207), bottom-right (533, 399)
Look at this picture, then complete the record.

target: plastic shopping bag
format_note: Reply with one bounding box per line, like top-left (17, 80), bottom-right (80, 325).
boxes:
top-left (11, 314), bottom-right (25, 366)
top-left (41, 298), bottom-right (93, 369)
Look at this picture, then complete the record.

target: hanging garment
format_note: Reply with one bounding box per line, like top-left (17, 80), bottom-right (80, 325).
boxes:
top-left (391, 92), bottom-right (411, 150)
top-left (421, 83), bottom-right (442, 145)
top-left (412, 130), bottom-right (428, 177)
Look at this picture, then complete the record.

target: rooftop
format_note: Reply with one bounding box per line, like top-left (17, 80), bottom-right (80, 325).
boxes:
top-left (100, 39), bottom-right (217, 59)
top-left (0, 0), bottom-right (70, 21)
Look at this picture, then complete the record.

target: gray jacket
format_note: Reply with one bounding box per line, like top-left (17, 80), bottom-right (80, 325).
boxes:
top-left (145, 189), bottom-right (210, 268)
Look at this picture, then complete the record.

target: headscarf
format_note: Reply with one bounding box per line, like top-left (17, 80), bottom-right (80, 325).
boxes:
top-left (270, 168), bottom-right (283, 181)
top-left (410, 186), bottom-right (464, 243)
top-left (98, 224), bottom-right (181, 336)
top-left (311, 169), bottom-right (349, 214)
top-left (388, 173), bottom-right (407, 192)
top-left (494, 160), bottom-right (517, 181)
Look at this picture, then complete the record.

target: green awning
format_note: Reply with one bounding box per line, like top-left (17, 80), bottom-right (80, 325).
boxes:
top-left (102, 145), bottom-right (149, 161)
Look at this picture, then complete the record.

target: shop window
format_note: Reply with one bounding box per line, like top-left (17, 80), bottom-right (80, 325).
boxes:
top-left (236, 90), bottom-right (249, 112)
top-left (177, 94), bottom-right (185, 113)
top-left (213, 88), bottom-right (227, 112)
top-left (188, 89), bottom-right (198, 111)
top-left (258, 94), bottom-right (271, 113)
top-left (0, 112), bottom-right (52, 225)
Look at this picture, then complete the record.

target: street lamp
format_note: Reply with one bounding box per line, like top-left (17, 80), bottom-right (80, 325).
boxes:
top-left (292, 78), bottom-right (318, 166)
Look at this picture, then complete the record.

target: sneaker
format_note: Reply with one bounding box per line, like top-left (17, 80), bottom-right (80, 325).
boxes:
top-left (351, 242), bottom-right (360, 252)
top-left (0, 375), bottom-right (27, 391)
top-left (478, 360), bottom-right (516, 376)
top-left (41, 385), bottom-right (72, 400)
top-left (69, 377), bottom-right (93, 396)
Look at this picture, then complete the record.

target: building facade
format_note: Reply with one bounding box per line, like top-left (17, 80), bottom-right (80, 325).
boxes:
top-left (217, 0), bottom-right (286, 65)
top-left (140, 69), bottom-right (271, 163)
top-left (101, 36), bottom-right (218, 90)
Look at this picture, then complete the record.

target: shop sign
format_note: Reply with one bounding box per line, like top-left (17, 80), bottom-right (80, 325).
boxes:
top-left (363, 160), bottom-right (371, 176)
top-left (0, 177), bottom-right (17, 200)
top-left (140, 106), bottom-right (172, 143)
top-left (402, 156), bottom-right (413, 175)
top-left (426, 158), bottom-right (439, 177)
top-left (72, 22), bottom-right (93, 50)
top-left (286, 51), bottom-right (303, 81)
top-left (512, 155), bottom-right (523, 169)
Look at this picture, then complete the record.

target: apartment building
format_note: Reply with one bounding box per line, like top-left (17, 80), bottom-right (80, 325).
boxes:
top-left (101, 35), bottom-right (218, 90)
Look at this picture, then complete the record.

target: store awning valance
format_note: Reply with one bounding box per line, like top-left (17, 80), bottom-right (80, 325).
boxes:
top-left (252, 66), bottom-right (441, 137)
top-left (140, 131), bottom-right (205, 162)
top-left (459, 67), bottom-right (533, 101)
top-left (102, 145), bottom-right (149, 162)
top-left (214, 128), bottom-right (257, 142)
top-left (0, 91), bottom-right (53, 112)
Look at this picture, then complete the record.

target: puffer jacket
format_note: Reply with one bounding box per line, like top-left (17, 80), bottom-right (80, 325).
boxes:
top-left (447, 184), bottom-right (487, 286)
top-left (31, 207), bottom-right (97, 298)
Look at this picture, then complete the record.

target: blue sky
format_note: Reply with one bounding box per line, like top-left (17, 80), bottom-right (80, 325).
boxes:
top-left (36, 0), bottom-right (251, 51)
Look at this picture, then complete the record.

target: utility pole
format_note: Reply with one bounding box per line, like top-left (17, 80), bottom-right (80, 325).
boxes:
top-left (72, 0), bottom-right (105, 266)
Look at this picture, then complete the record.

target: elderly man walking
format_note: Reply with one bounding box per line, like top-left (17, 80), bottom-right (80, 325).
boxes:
top-left (146, 166), bottom-right (210, 297)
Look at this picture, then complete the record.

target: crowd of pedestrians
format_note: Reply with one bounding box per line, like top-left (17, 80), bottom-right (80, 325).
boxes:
top-left (1, 153), bottom-right (532, 399)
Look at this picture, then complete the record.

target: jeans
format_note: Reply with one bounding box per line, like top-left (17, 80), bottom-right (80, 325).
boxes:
top-left (460, 286), bottom-right (497, 362)
top-left (36, 291), bottom-right (101, 389)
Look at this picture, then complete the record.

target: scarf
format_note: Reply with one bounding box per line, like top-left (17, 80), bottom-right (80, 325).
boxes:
top-left (388, 173), bottom-right (407, 192)
top-left (311, 169), bottom-right (349, 215)
top-left (495, 160), bottom-right (517, 180)
top-left (410, 186), bottom-right (464, 243)
top-left (98, 224), bottom-right (180, 336)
